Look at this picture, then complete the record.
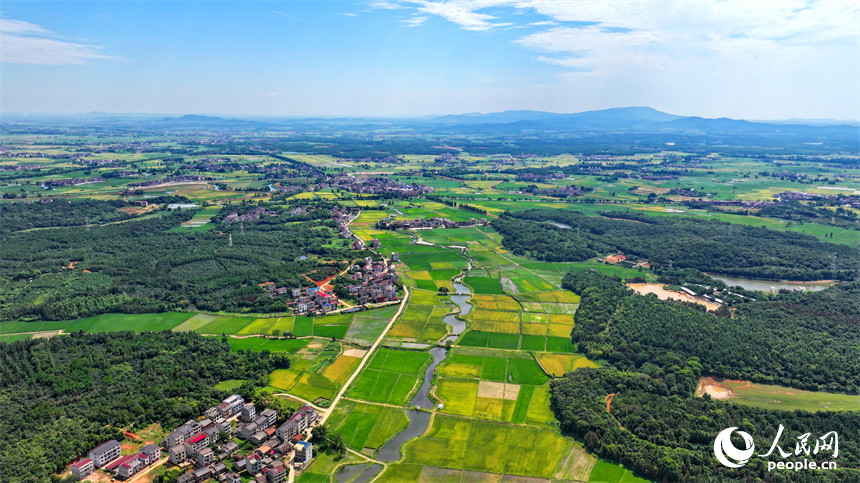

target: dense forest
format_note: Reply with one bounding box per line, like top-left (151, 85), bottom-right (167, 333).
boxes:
top-left (495, 210), bottom-right (859, 281)
top-left (0, 199), bottom-right (146, 233)
top-left (758, 200), bottom-right (860, 230)
top-left (0, 331), bottom-right (289, 482)
top-left (0, 209), bottom-right (359, 321)
top-left (563, 271), bottom-right (860, 393)
top-left (551, 365), bottom-right (860, 483)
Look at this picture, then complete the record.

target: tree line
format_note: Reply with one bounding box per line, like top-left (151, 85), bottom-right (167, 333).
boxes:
top-left (0, 331), bottom-right (289, 482)
top-left (494, 209), bottom-right (859, 281)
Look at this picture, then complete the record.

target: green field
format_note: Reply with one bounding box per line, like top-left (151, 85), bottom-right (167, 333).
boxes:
top-left (345, 306), bottom-right (398, 345)
top-left (225, 337), bottom-right (310, 353)
top-left (437, 348), bottom-right (549, 385)
top-left (0, 312), bottom-right (193, 335)
top-left (348, 349), bottom-right (431, 405)
top-left (588, 460), bottom-right (651, 483)
top-left (326, 400), bottom-right (409, 452)
top-left (463, 276), bottom-right (504, 294)
top-left (396, 414), bottom-right (595, 480)
top-left (388, 298), bottom-right (448, 343)
top-left (458, 330), bottom-right (520, 350)
top-left (697, 377), bottom-right (860, 412)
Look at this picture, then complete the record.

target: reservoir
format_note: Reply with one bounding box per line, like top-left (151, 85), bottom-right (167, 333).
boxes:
top-left (707, 274), bottom-right (836, 292)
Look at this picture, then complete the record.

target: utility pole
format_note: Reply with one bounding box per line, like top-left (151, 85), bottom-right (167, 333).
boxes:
top-left (229, 234), bottom-right (233, 247)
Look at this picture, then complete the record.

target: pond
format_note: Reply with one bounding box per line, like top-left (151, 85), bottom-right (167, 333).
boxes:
top-left (706, 274), bottom-right (836, 292)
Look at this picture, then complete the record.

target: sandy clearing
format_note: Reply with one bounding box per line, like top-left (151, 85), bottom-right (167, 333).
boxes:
top-left (32, 330), bottom-right (61, 339)
top-left (626, 283), bottom-right (721, 311)
top-left (696, 377), bottom-right (734, 399)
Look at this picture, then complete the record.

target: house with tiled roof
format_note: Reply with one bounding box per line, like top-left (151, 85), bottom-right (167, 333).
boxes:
top-left (70, 458), bottom-right (94, 480)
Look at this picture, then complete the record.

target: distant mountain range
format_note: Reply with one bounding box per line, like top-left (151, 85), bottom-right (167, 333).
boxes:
top-left (423, 107), bottom-right (860, 134)
top-left (7, 108), bottom-right (858, 137)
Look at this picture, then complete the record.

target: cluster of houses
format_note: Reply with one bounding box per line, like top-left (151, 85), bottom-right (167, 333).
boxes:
top-left (69, 394), bottom-right (319, 483)
top-left (130, 175), bottom-right (216, 187)
top-left (345, 155), bottom-right (405, 164)
top-left (344, 256), bottom-right (400, 305)
top-left (42, 176), bottom-right (106, 187)
top-left (516, 184), bottom-right (586, 198)
top-left (317, 175), bottom-right (433, 197)
top-left (683, 199), bottom-right (778, 208)
top-left (222, 206), bottom-right (279, 225)
top-left (376, 216), bottom-right (489, 230)
top-left (70, 439), bottom-right (160, 481)
top-left (78, 158), bottom-right (124, 166)
top-left (0, 164), bottom-right (47, 171)
top-left (0, 150), bottom-right (83, 159)
top-left (261, 284), bottom-right (342, 315)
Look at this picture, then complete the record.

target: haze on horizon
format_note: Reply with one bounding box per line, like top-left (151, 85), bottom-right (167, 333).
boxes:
top-left (1, 0), bottom-right (858, 121)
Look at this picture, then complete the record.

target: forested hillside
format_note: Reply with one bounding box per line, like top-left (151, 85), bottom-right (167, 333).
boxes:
top-left (0, 210), bottom-right (357, 320)
top-left (494, 210), bottom-right (859, 281)
top-left (551, 366), bottom-right (860, 483)
top-left (0, 331), bottom-right (289, 482)
top-left (563, 271), bottom-right (860, 393)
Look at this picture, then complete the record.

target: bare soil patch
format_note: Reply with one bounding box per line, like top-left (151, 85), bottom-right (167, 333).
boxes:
top-left (343, 348), bottom-right (367, 358)
top-left (626, 283), bottom-right (721, 311)
top-left (696, 377), bottom-right (734, 399)
top-left (477, 381), bottom-right (506, 399)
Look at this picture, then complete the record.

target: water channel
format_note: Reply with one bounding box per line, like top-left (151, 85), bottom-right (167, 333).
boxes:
top-left (375, 257), bottom-right (473, 463)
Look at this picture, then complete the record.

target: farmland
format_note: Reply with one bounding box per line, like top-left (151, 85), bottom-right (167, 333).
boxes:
top-left (267, 340), bottom-right (362, 405)
top-left (348, 348), bottom-right (431, 405)
top-left (325, 400), bottom-right (410, 453)
top-left (3, 126), bottom-right (858, 483)
top-left (388, 414), bottom-right (596, 480)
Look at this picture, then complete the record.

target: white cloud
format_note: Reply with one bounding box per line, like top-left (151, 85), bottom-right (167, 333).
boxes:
top-left (341, 12), bottom-right (359, 17)
top-left (402, 16), bottom-right (428, 27)
top-left (528, 21), bottom-right (556, 26)
top-left (0, 18), bottom-right (118, 65)
top-left (266, 92), bottom-right (277, 97)
top-left (368, 1), bottom-right (405, 9)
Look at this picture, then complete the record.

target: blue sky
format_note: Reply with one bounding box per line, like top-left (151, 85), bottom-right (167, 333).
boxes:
top-left (1, 1), bottom-right (858, 119)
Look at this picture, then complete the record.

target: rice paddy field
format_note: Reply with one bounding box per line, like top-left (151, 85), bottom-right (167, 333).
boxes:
top-left (535, 352), bottom-right (599, 377)
top-left (387, 291), bottom-right (450, 343)
top-left (267, 340), bottom-right (362, 406)
top-left (345, 305), bottom-right (399, 345)
top-left (390, 414), bottom-right (596, 480)
top-left (0, 312), bottom-right (194, 335)
top-left (325, 400), bottom-right (410, 453)
top-left (348, 348), bottom-right (431, 405)
top-left (295, 451), bottom-right (365, 483)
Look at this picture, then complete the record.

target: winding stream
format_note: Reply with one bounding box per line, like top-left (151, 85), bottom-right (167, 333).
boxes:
top-left (376, 256), bottom-right (473, 462)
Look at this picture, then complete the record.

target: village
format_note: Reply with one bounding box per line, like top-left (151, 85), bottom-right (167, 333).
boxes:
top-left (69, 394), bottom-right (318, 483)
top-left (316, 174), bottom-right (433, 197)
top-left (375, 216), bottom-right (489, 230)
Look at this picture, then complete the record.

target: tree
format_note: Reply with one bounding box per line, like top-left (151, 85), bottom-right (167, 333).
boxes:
top-left (438, 286), bottom-right (450, 295)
